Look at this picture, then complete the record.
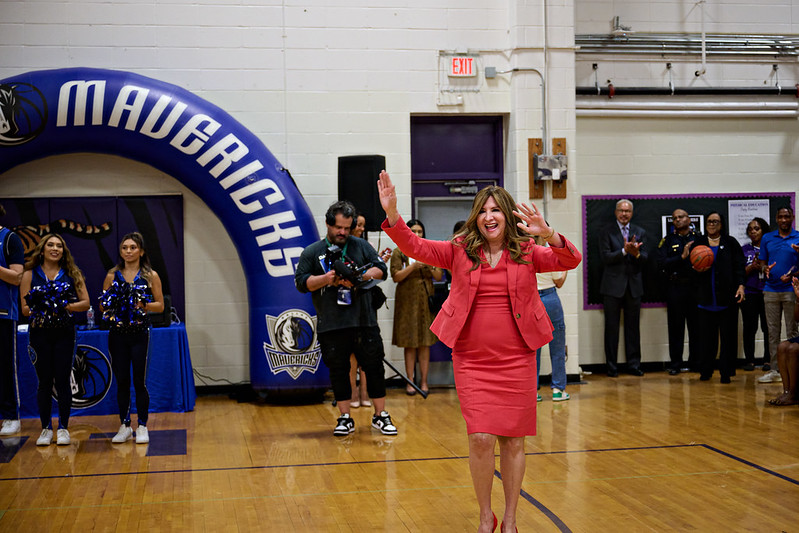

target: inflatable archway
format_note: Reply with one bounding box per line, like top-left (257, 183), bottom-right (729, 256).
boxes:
top-left (0, 67), bottom-right (328, 394)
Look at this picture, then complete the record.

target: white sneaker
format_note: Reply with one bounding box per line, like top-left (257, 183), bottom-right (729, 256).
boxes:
top-left (333, 414), bottom-right (355, 436)
top-left (552, 389), bottom-right (571, 402)
top-left (111, 425), bottom-right (133, 443)
top-left (757, 370), bottom-right (783, 383)
top-left (371, 411), bottom-right (398, 436)
top-left (135, 426), bottom-right (149, 444)
top-left (36, 428), bottom-right (53, 446)
top-left (56, 428), bottom-right (70, 446)
top-left (0, 419), bottom-right (21, 436)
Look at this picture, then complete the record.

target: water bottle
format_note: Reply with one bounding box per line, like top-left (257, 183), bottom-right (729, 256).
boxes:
top-left (86, 306), bottom-right (95, 329)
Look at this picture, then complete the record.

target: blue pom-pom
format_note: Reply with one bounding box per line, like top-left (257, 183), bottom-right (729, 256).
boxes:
top-left (99, 280), bottom-right (153, 326)
top-left (25, 281), bottom-right (74, 327)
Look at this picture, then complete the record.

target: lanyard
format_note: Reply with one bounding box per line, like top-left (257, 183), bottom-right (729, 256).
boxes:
top-left (324, 238), bottom-right (348, 258)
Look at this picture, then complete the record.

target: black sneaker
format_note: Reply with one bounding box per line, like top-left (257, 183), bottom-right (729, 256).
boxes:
top-left (371, 411), bottom-right (397, 435)
top-left (333, 414), bottom-right (355, 436)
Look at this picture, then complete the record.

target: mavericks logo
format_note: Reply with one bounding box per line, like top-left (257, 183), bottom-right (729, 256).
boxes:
top-left (0, 83), bottom-right (47, 146)
top-left (263, 309), bottom-right (321, 379)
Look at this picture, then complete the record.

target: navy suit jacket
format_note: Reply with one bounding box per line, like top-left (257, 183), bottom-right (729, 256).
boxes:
top-left (599, 222), bottom-right (648, 299)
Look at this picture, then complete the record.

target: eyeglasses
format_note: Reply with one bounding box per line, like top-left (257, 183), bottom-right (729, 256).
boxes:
top-left (707, 220), bottom-right (721, 225)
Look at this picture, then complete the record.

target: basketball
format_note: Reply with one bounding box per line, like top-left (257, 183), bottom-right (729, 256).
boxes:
top-left (690, 245), bottom-right (714, 272)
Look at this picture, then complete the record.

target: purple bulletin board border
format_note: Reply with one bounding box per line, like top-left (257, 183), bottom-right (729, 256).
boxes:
top-left (581, 192), bottom-right (796, 310)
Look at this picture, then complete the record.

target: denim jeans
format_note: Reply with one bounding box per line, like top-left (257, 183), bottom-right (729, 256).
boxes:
top-left (536, 287), bottom-right (567, 390)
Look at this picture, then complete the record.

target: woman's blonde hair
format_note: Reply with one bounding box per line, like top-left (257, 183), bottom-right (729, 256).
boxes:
top-left (24, 233), bottom-right (86, 290)
top-left (452, 186), bottom-right (532, 270)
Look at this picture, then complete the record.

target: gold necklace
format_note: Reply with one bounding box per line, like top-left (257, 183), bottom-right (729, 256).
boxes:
top-left (486, 247), bottom-right (502, 267)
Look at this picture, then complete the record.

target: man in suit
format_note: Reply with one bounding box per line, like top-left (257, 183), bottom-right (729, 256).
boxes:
top-left (600, 199), bottom-right (647, 377)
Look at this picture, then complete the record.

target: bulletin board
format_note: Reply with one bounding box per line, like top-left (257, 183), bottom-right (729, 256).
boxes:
top-left (582, 193), bottom-right (795, 309)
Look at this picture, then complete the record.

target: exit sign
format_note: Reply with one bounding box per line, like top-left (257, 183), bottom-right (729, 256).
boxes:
top-left (448, 56), bottom-right (477, 77)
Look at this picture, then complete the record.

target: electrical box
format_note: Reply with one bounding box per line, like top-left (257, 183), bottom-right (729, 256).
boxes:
top-left (533, 154), bottom-right (568, 181)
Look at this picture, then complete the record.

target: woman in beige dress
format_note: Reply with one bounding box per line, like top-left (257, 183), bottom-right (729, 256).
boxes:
top-left (390, 219), bottom-right (443, 395)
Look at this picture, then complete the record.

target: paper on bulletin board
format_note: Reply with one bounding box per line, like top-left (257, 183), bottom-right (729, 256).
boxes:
top-left (728, 199), bottom-right (770, 246)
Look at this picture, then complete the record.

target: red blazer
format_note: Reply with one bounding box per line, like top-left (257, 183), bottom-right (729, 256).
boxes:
top-left (382, 217), bottom-right (582, 350)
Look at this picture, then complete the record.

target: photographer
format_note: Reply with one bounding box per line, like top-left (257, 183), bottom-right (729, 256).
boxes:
top-left (295, 201), bottom-right (397, 437)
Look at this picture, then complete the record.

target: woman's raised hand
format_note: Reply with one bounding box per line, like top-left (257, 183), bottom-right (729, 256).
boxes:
top-left (377, 170), bottom-right (400, 226)
top-left (513, 202), bottom-right (549, 236)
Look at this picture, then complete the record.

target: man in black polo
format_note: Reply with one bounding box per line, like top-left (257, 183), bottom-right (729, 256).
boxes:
top-left (295, 200), bottom-right (397, 436)
top-left (657, 208), bottom-right (699, 375)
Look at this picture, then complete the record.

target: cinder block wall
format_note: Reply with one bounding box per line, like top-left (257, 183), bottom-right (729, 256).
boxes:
top-left (2, 0), bottom-right (796, 382)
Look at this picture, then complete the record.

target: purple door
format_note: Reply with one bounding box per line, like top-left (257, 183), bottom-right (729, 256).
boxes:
top-left (409, 116), bottom-right (504, 376)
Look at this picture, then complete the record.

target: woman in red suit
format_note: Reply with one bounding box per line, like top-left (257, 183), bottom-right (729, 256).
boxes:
top-left (378, 171), bottom-right (581, 533)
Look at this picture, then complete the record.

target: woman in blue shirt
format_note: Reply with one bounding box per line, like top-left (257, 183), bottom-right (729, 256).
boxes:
top-left (102, 232), bottom-right (164, 445)
top-left (20, 234), bottom-right (90, 446)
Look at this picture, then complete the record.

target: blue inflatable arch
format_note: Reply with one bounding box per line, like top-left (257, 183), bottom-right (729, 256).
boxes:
top-left (0, 67), bottom-right (327, 394)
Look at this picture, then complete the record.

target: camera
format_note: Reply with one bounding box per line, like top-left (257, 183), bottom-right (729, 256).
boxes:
top-left (325, 245), bottom-right (378, 290)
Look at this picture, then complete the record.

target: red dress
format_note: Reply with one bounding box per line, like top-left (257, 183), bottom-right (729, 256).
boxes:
top-left (452, 251), bottom-right (537, 437)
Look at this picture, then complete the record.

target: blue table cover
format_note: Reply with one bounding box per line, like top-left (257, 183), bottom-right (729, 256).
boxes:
top-left (15, 323), bottom-right (196, 418)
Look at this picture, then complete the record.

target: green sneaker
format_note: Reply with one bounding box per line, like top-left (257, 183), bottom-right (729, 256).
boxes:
top-left (537, 393), bottom-right (543, 402)
top-left (552, 390), bottom-right (570, 402)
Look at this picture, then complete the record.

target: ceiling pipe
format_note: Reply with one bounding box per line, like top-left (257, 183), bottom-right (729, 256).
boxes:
top-left (577, 109), bottom-right (797, 118)
top-left (577, 98), bottom-right (798, 110)
top-left (576, 95), bottom-right (799, 118)
top-left (576, 86), bottom-right (797, 96)
top-left (696, 0), bottom-right (707, 76)
top-left (575, 33), bottom-right (799, 57)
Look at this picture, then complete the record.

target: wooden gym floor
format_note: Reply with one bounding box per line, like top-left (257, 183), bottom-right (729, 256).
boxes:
top-left (0, 370), bottom-right (797, 532)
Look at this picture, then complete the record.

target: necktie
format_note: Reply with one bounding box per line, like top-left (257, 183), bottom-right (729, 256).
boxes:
top-left (622, 226), bottom-right (629, 240)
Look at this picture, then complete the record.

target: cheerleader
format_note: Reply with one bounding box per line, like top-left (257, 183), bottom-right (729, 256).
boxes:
top-left (20, 234), bottom-right (90, 446)
top-left (102, 233), bottom-right (163, 444)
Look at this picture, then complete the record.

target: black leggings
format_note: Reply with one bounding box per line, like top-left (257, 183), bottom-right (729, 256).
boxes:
top-left (109, 328), bottom-right (150, 426)
top-left (29, 326), bottom-right (75, 430)
top-left (319, 326), bottom-right (387, 402)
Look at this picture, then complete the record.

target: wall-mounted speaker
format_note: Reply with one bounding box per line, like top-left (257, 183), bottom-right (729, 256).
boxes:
top-left (338, 155), bottom-right (385, 232)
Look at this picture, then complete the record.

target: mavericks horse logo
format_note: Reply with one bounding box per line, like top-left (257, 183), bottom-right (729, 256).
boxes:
top-left (0, 83), bottom-right (47, 146)
top-left (263, 309), bottom-right (321, 379)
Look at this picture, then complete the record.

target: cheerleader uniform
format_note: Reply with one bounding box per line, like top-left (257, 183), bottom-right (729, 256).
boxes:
top-left (28, 266), bottom-right (77, 434)
top-left (108, 270), bottom-right (152, 429)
